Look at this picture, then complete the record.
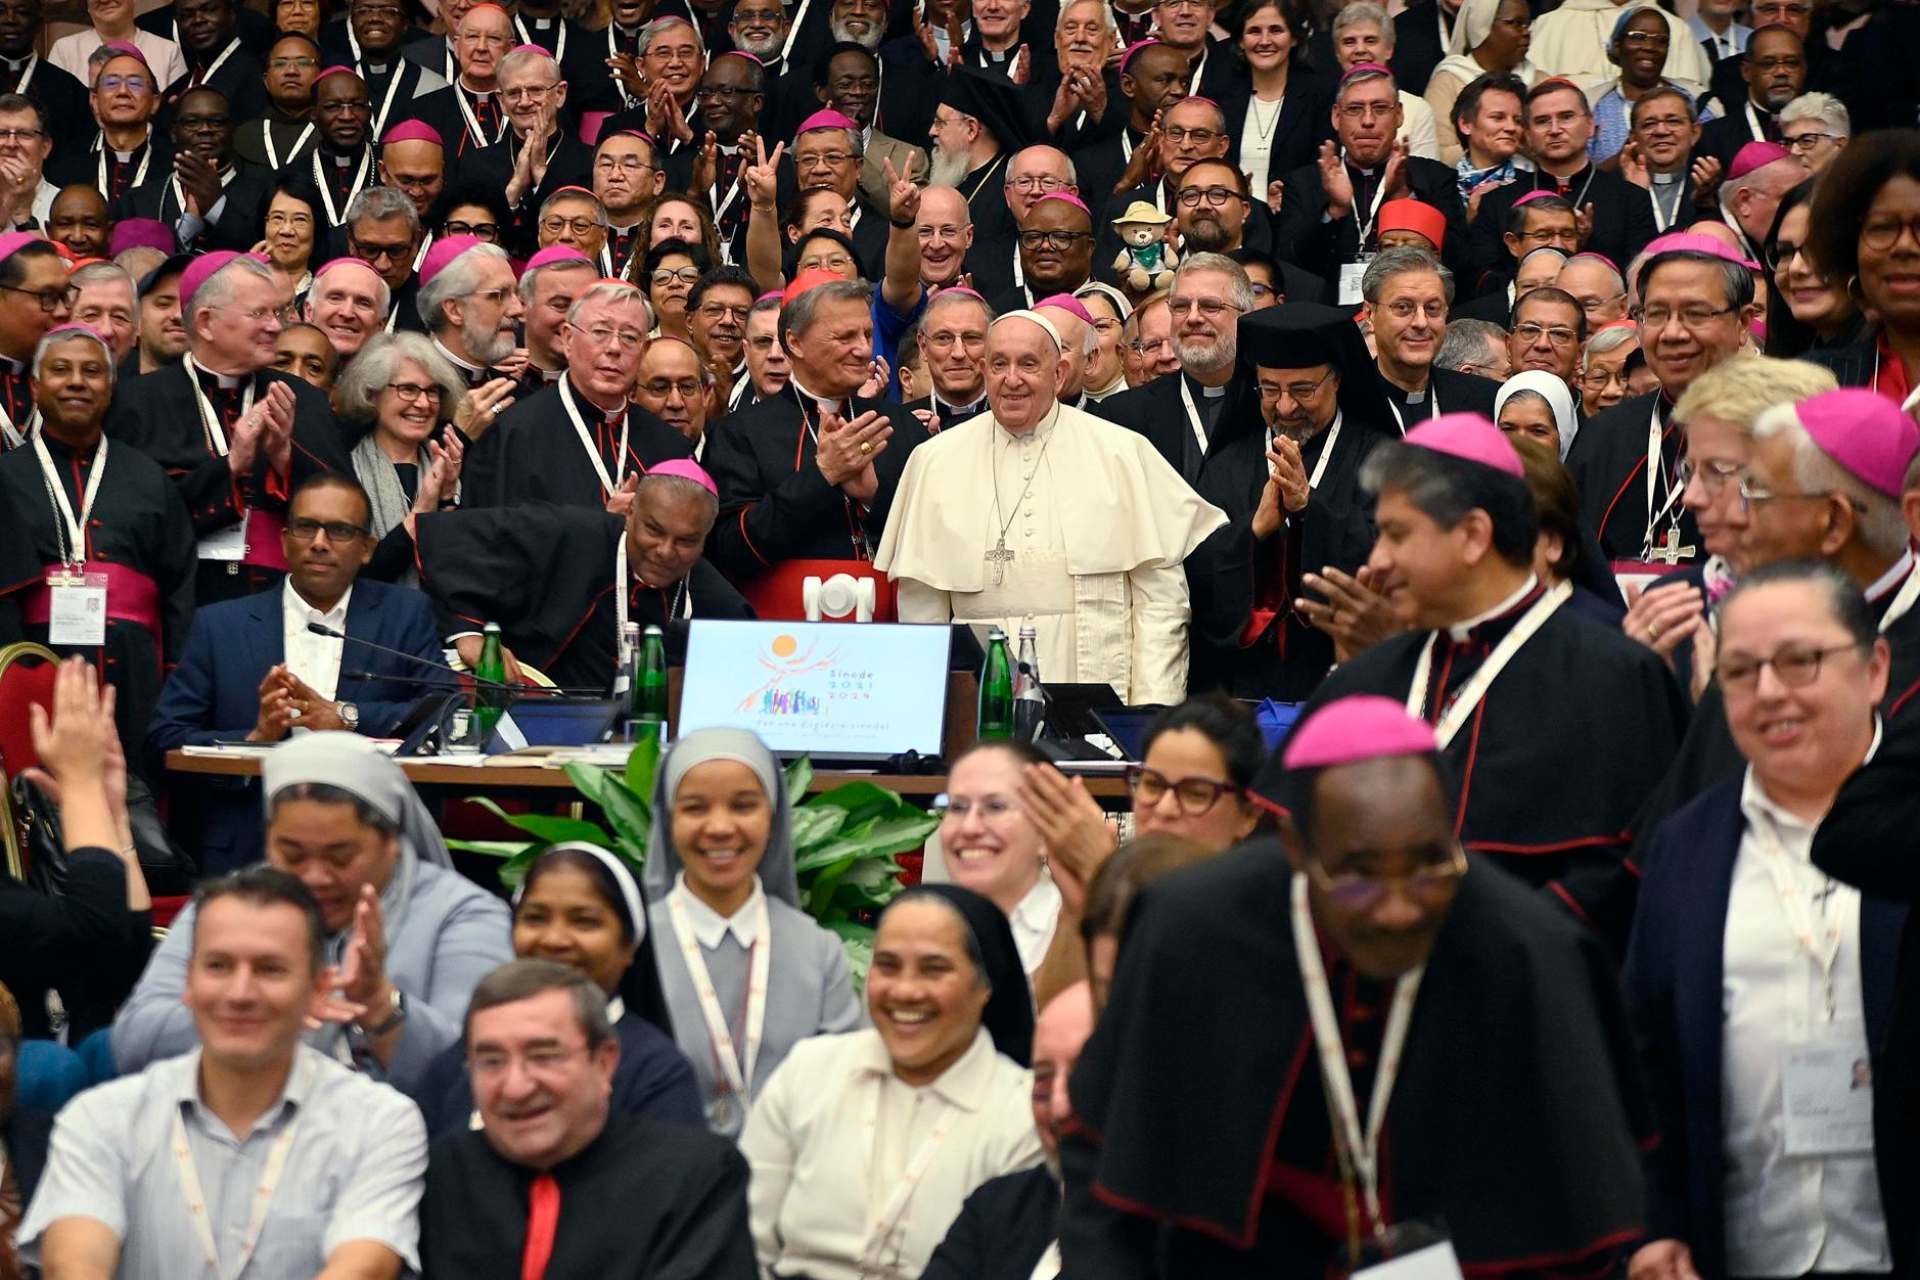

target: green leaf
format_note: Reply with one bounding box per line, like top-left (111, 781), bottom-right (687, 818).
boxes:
top-left (807, 781), bottom-right (909, 826)
top-left (784, 755), bottom-right (814, 800)
top-left (468, 796), bottom-right (609, 846)
top-left (497, 841), bottom-right (551, 891)
top-left (788, 804), bottom-right (847, 850)
top-left (565, 763), bottom-right (653, 860)
top-left (624, 732), bottom-right (662, 796)
top-left (445, 838), bottom-right (538, 860)
top-left (830, 854), bottom-right (904, 909)
top-left (806, 855), bottom-right (857, 914)
top-left (826, 919), bottom-right (876, 991)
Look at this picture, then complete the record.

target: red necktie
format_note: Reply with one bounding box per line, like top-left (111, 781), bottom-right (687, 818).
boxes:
top-left (520, 1172), bottom-right (560, 1280)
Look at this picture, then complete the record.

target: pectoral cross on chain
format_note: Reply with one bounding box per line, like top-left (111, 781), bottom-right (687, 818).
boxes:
top-left (1652, 525), bottom-right (1696, 566)
top-left (987, 539), bottom-right (1016, 586)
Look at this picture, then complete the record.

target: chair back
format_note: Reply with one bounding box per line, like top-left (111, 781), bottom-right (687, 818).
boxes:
top-left (0, 643), bottom-right (60, 881)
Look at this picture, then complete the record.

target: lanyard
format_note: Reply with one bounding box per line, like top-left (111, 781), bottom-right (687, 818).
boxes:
top-left (1744, 100), bottom-right (1768, 143)
top-left (515, 13), bottom-right (565, 62)
top-left (1383, 384), bottom-right (1438, 435)
top-left (97, 141), bottom-right (150, 197)
top-left (366, 60), bottom-right (407, 140)
top-left (614, 533), bottom-right (691, 644)
top-left (1302, 410), bottom-right (1343, 491)
top-left (1348, 157), bottom-right (1392, 249)
top-left (1880, 563), bottom-right (1920, 632)
top-left (857, 1081), bottom-right (958, 1276)
top-left (8, 53), bottom-right (34, 95)
top-left (1178, 376), bottom-right (1209, 457)
top-left (1289, 873), bottom-right (1423, 1241)
top-left (780, 0), bottom-right (814, 60)
top-left (1647, 179), bottom-right (1677, 233)
top-left (666, 888), bottom-right (772, 1105)
top-left (1639, 401), bottom-right (1683, 559)
top-left (184, 355), bottom-right (254, 456)
top-left (192, 37), bottom-right (240, 86)
top-left (1748, 804), bottom-right (1845, 1020)
top-left (312, 147), bottom-right (371, 226)
top-left (792, 388), bottom-right (875, 560)
top-left (32, 433), bottom-right (107, 568)
top-left (171, 1056), bottom-right (312, 1276)
top-left (169, 169), bottom-right (231, 224)
top-left (454, 83), bottom-right (505, 151)
top-left (1405, 580), bottom-right (1570, 748)
top-left (560, 376), bottom-right (629, 500)
top-left (0, 375), bottom-right (34, 447)
top-left (264, 120), bottom-right (315, 171)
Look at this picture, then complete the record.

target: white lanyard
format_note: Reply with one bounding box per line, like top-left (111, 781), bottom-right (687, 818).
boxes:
top-left (169, 170), bottom-right (228, 224)
top-left (1189, 45), bottom-right (1208, 94)
top-left (184, 355), bottom-right (254, 456)
top-left (561, 376), bottom-right (629, 499)
top-left (1120, 129), bottom-right (1134, 163)
top-left (0, 377), bottom-right (35, 447)
top-left (97, 141), bottom-right (151, 196)
top-left (666, 888), bottom-right (772, 1104)
top-left (1640, 401), bottom-right (1684, 559)
top-left (192, 37), bottom-right (240, 86)
top-left (1178, 375), bottom-right (1208, 457)
top-left (32, 432), bottom-right (108, 568)
top-left (1745, 100), bottom-right (1768, 143)
top-left (780, 0), bottom-right (814, 59)
top-left (1383, 384), bottom-right (1439, 435)
top-left (1348, 157), bottom-right (1391, 248)
top-left (171, 1056), bottom-right (311, 1277)
top-left (8, 53), bottom-right (35, 95)
top-left (264, 120), bottom-right (315, 171)
top-left (312, 147), bottom-right (370, 226)
top-left (454, 83), bottom-right (505, 151)
top-left (710, 152), bottom-right (743, 225)
top-left (1405, 580), bottom-right (1570, 748)
top-left (858, 1082), bottom-right (958, 1275)
top-left (1303, 410), bottom-right (1343, 491)
top-left (515, 14), bottom-right (565, 62)
top-left (613, 534), bottom-right (691, 643)
top-left (1880, 564), bottom-right (1920, 632)
top-left (412, 230), bottom-right (434, 273)
top-left (367, 61), bottom-right (407, 140)
top-left (1289, 873), bottom-right (1423, 1237)
top-left (1748, 807), bottom-right (1845, 1020)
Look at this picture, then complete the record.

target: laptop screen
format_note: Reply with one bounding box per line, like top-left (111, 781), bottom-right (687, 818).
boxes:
top-left (678, 620), bottom-right (952, 758)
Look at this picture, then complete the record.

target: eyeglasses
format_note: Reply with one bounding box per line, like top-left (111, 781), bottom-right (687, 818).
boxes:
top-left (916, 224), bottom-right (967, 241)
top-left (500, 81), bottom-right (560, 103)
top-left (1124, 765), bottom-right (1241, 815)
top-left (1574, 291), bottom-right (1628, 314)
top-left (443, 219), bottom-right (500, 241)
top-left (1861, 216), bottom-right (1920, 252)
top-left (801, 251), bottom-right (854, 272)
top-left (938, 795), bottom-right (1019, 821)
top-left (472, 286), bottom-right (515, 308)
top-left (1130, 336), bottom-right (1172, 354)
top-left (348, 238), bottom-right (411, 264)
top-left (384, 381), bottom-right (443, 402)
top-left (826, 74), bottom-right (877, 94)
top-left (1580, 366), bottom-right (1628, 392)
top-left (923, 329), bottom-right (986, 351)
top-left (0, 127), bottom-right (43, 143)
top-left (317, 96), bottom-right (372, 114)
top-left (1017, 229), bottom-right (1092, 250)
top-left (578, 323), bottom-right (647, 352)
top-left (542, 215), bottom-right (603, 236)
top-left (1618, 28), bottom-right (1669, 46)
top-left (1514, 226), bottom-right (1576, 245)
top-left (0, 283), bottom-right (78, 313)
top-left (1168, 295), bottom-right (1242, 319)
top-left (1634, 303), bottom-right (1738, 329)
top-left (696, 84), bottom-right (761, 101)
top-left (797, 150), bottom-right (856, 167)
top-left (470, 1045), bottom-right (588, 1079)
top-left (1250, 282), bottom-right (1276, 300)
top-left (1257, 367), bottom-right (1335, 402)
top-left (96, 73), bottom-right (151, 94)
top-left (695, 301), bottom-right (750, 321)
top-left (1337, 103), bottom-right (1396, 121)
top-left (1306, 845), bottom-right (1468, 912)
top-left (651, 266), bottom-right (702, 285)
top-left (286, 517), bottom-right (371, 541)
top-left (641, 376), bottom-right (703, 398)
top-left (1513, 321), bottom-right (1578, 347)
top-left (595, 154), bottom-right (657, 174)
top-left (1674, 455), bottom-right (1742, 495)
top-left (1748, 55), bottom-right (1807, 72)
top-left (1784, 130), bottom-right (1838, 151)
top-left (1720, 642), bottom-right (1862, 693)
top-left (269, 55), bottom-right (320, 70)
top-left (1164, 126), bottom-right (1221, 145)
top-left (1176, 185), bottom-right (1247, 208)
top-left (1737, 474), bottom-right (1859, 512)
top-left (1007, 174), bottom-right (1070, 194)
top-left (458, 32), bottom-right (512, 47)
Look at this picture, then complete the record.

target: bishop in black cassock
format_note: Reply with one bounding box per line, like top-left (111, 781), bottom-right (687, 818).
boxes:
top-left (1568, 388), bottom-right (1704, 566)
top-left (415, 502), bottom-right (752, 692)
top-left (463, 374), bottom-right (692, 510)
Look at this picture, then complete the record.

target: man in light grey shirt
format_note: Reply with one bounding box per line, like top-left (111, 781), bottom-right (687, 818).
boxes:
top-left (19, 866), bottom-right (428, 1279)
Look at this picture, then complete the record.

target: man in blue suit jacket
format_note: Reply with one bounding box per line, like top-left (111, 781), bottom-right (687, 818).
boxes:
top-left (1626, 561), bottom-right (1907, 1280)
top-left (149, 475), bottom-right (452, 873)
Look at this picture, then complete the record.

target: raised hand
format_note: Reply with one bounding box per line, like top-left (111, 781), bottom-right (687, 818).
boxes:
top-left (605, 472), bottom-right (640, 514)
top-left (815, 408), bottom-right (891, 488)
top-left (1266, 178), bottom-right (1285, 216)
top-left (885, 156), bottom-right (921, 226)
top-left (744, 134), bottom-right (783, 212)
top-left (1017, 761), bottom-right (1116, 915)
top-left (606, 51), bottom-right (646, 101)
top-left (1380, 137), bottom-right (1411, 200)
top-left (1297, 565), bottom-right (1403, 662)
top-left (1689, 155), bottom-right (1724, 207)
top-left (1316, 140), bottom-right (1355, 219)
top-left (1621, 580), bottom-right (1706, 671)
top-left (455, 376), bottom-right (516, 440)
top-left (260, 380), bottom-right (298, 476)
top-left (1011, 43), bottom-right (1031, 85)
top-left (249, 663), bottom-right (298, 742)
top-left (175, 150), bottom-right (224, 219)
top-left (1575, 201), bottom-right (1596, 249)
top-left (1617, 139), bottom-right (1651, 190)
top-left (691, 130), bottom-right (719, 196)
top-left (858, 355), bottom-right (891, 400)
top-left (1114, 110), bottom-right (1165, 194)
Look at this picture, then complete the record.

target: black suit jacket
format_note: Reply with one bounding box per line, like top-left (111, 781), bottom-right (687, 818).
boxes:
top-left (1628, 780), bottom-right (1906, 1280)
top-left (114, 160), bottom-right (274, 251)
top-left (1218, 74), bottom-right (1334, 193)
top-left (1695, 101), bottom-right (1771, 169)
top-left (163, 45), bottom-right (269, 126)
top-left (922, 1166), bottom-right (1059, 1280)
top-left (1271, 155), bottom-right (1469, 283)
top-left (1390, 0), bottom-right (1451, 95)
top-left (453, 131), bottom-right (596, 253)
top-left (1469, 166), bottom-right (1660, 289)
top-left (1804, 335), bottom-right (1879, 389)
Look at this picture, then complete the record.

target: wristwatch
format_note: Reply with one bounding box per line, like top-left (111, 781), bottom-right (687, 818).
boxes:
top-left (339, 701), bottom-right (361, 731)
top-left (359, 986), bottom-right (408, 1038)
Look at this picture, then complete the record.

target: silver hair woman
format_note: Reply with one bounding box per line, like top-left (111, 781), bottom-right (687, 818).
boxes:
top-left (332, 331), bottom-right (468, 583)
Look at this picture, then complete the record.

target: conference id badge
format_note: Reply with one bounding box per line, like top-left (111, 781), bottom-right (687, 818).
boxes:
top-left (1782, 1037), bottom-right (1875, 1156)
top-left (1347, 1222), bottom-right (1464, 1280)
top-left (196, 521), bottom-right (246, 561)
top-left (47, 570), bottom-right (107, 647)
top-left (1338, 255), bottom-right (1375, 307)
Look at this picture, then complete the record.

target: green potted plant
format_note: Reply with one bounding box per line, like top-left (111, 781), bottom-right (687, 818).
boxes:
top-left (450, 736), bottom-right (941, 986)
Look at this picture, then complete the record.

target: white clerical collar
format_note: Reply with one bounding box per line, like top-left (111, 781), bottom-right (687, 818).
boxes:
top-left (1741, 717), bottom-right (1881, 832)
top-left (284, 578), bottom-right (352, 627)
top-left (196, 363), bottom-right (245, 390)
top-left (1866, 548), bottom-right (1915, 603)
top-left (787, 371), bottom-right (845, 414)
top-left (670, 871), bottom-right (765, 948)
top-left (1199, 382), bottom-right (1226, 398)
top-left (431, 336), bottom-right (483, 376)
top-left (1444, 573), bottom-right (1538, 642)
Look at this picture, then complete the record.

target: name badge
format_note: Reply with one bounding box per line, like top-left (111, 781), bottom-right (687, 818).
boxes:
top-left (1354, 1241), bottom-right (1465, 1279)
top-left (1782, 1036), bottom-right (1874, 1156)
top-left (1338, 257), bottom-right (1374, 307)
top-left (197, 521), bottom-right (246, 561)
top-left (48, 570), bottom-right (108, 647)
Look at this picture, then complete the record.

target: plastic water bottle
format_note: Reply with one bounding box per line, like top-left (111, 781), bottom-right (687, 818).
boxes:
top-left (1013, 623), bottom-right (1045, 742)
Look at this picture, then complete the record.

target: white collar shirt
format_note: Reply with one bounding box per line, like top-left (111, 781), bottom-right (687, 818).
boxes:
top-left (669, 870), bottom-right (767, 948)
top-left (282, 580), bottom-right (352, 703)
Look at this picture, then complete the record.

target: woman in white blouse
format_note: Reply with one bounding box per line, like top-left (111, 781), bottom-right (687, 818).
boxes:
top-left (742, 885), bottom-right (1043, 1280)
top-left (642, 727), bottom-right (864, 1137)
top-left (938, 740), bottom-right (1063, 981)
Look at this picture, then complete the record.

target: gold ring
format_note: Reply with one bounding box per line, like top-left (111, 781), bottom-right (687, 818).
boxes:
top-left (859, 441), bottom-right (874, 455)
top-left (1648, 621), bottom-right (1661, 640)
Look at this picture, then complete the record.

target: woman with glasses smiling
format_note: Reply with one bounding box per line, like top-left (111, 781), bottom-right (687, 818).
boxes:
top-left (1804, 130), bottom-right (1920, 404)
top-left (643, 236), bottom-right (711, 339)
top-left (1764, 178), bottom-right (1863, 361)
top-left (331, 331), bottom-right (469, 584)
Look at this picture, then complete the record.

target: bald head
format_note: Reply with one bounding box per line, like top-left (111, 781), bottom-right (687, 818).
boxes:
top-left (1032, 982), bottom-right (1096, 1170)
top-left (1035, 303), bottom-right (1092, 398)
top-left (1005, 144), bottom-right (1078, 222)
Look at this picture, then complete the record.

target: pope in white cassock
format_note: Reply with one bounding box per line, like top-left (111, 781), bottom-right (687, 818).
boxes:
top-left (875, 310), bottom-right (1228, 704)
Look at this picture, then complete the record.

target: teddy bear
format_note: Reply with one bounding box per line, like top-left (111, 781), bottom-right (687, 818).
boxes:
top-left (1109, 200), bottom-right (1179, 294)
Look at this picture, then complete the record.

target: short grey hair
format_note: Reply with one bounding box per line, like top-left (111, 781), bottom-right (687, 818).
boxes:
top-left (799, 124), bottom-right (863, 159)
top-left (1779, 92), bottom-right (1850, 140)
top-left (1053, 0), bottom-right (1114, 40)
top-left (1172, 252), bottom-right (1255, 314)
top-left (564, 279), bottom-right (651, 328)
top-left (191, 255), bottom-right (278, 325)
top-left (1437, 318), bottom-right (1505, 373)
top-left (636, 470), bottom-right (719, 519)
top-left (464, 959), bottom-right (615, 1051)
top-left (70, 261), bottom-right (133, 294)
top-left (1333, 1), bottom-right (1394, 49)
top-left (417, 240), bottom-right (512, 334)
top-left (1635, 250), bottom-right (1754, 310)
top-left (310, 260), bottom-right (392, 320)
top-left (498, 45), bottom-right (561, 83)
top-left (635, 15), bottom-right (702, 56)
top-left (922, 288), bottom-right (994, 329)
top-left (331, 331), bottom-right (463, 427)
top-left (1583, 324), bottom-right (1638, 363)
top-left (539, 187), bottom-right (607, 227)
top-left (32, 324), bottom-right (116, 383)
top-left (345, 184), bottom-right (421, 236)
top-left (1753, 402), bottom-right (1912, 560)
top-left (517, 252), bottom-right (599, 306)
top-left (1362, 245), bottom-right (1454, 306)
top-left (778, 277), bottom-right (870, 348)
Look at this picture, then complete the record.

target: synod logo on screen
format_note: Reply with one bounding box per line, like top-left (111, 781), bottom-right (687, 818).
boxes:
top-left (740, 633), bottom-right (876, 717)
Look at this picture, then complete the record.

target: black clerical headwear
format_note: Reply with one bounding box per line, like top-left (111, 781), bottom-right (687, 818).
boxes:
top-left (937, 67), bottom-right (1038, 153)
top-left (887, 883), bottom-right (1034, 1067)
top-left (1239, 302), bottom-right (1396, 431)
